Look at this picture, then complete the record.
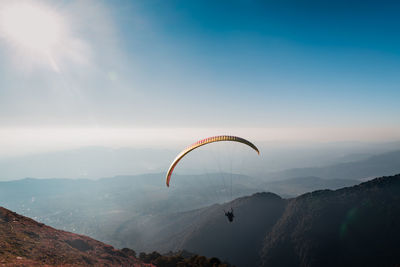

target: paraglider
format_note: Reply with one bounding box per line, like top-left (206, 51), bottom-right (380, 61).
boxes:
top-left (165, 135), bottom-right (260, 222)
top-left (165, 135), bottom-right (260, 187)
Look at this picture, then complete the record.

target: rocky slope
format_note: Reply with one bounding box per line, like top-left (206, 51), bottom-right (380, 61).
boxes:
top-left (0, 206), bottom-right (151, 266)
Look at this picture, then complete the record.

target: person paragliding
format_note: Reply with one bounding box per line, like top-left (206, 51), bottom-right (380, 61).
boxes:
top-left (224, 208), bottom-right (234, 222)
top-left (165, 135), bottom-right (260, 221)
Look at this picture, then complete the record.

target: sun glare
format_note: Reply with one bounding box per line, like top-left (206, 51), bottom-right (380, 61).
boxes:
top-left (0, 2), bottom-right (66, 68)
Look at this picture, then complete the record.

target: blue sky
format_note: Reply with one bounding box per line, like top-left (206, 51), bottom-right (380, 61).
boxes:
top-left (114, 0), bottom-right (400, 127)
top-left (110, 0), bottom-right (400, 128)
top-left (0, 0), bottom-right (399, 155)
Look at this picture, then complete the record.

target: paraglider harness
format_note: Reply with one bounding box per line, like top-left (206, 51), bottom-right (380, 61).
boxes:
top-left (224, 208), bottom-right (234, 222)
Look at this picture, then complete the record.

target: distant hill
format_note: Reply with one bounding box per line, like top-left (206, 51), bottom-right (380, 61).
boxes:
top-left (263, 176), bottom-right (360, 197)
top-left (0, 206), bottom-right (149, 266)
top-left (267, 150), bottom-right (400, 181)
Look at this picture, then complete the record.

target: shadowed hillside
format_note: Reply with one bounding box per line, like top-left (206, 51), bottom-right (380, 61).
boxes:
top-left (261, 174), bottom-right (400, 267)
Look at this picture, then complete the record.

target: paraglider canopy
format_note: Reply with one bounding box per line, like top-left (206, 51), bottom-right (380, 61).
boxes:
top-left (166, 135), bottom-right (260, 187)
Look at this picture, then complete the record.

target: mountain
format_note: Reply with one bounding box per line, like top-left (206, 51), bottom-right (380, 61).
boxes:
top-left (261, 174), bottom-right (400, 267)
top-left (267, 150), bottom-right (400, 181)
top-left (118, 174), bottom-right (400, 267)
top-left (0, 206), bottom-right (149, 266)
top-left (114, 192), bottom-right (286, 267)
top-left (0, 172), bottom-right (362, 252)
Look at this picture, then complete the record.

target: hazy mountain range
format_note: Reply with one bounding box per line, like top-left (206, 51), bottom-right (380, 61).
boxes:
top-left (266, 150), bottom-right (400, 181)
top-left (1, 142), bottom-right (399, 180)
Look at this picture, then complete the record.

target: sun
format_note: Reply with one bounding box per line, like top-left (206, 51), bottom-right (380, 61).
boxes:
top-left (0, 2), bottom-right (66, 69)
